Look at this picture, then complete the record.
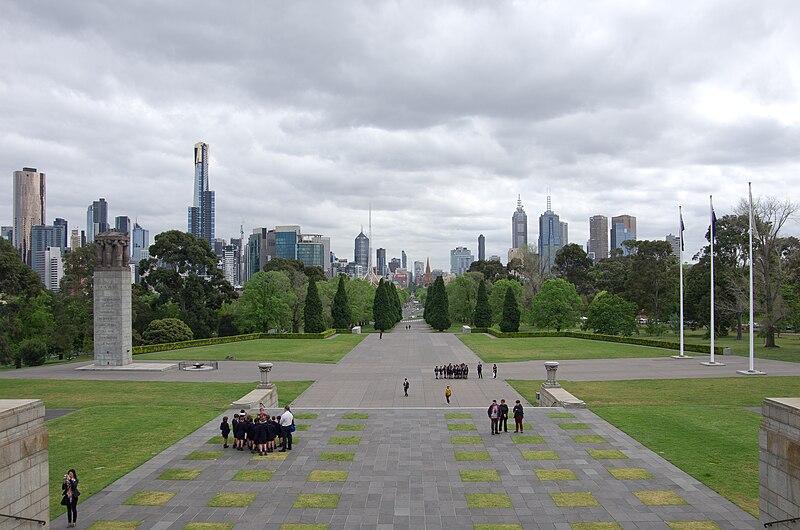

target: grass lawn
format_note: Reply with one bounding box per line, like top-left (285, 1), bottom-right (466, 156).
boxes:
top-left (0, 379), bottom-right (311, 520)
top-left (510, 376), bottom-right (800, 516)
top-left (647, 330), bottom-right (800, 363)
top-left (458, 335), bottom-right (677, 362)
top-left (140, 334), bottom-right (366, 363)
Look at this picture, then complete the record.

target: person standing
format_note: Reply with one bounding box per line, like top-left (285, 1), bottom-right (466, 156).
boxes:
top-left (219, 416), bottom-right (230, 448)
top-left (513, 400), bottom-right (524, 433)
top-left (487, 400), bottom-right (500, 435)
top-left (279, 405), bottom-right (294, 452)
top-left (499, 399), bottom-right (509, 433)
top-left (492, 364), bottom-right (498, 379)
top-left (445, 386), bottom-right (452, 404)
top-left (62, 469), bottom-right (80, 527)
top-left (477, 362), bottom-right (483, 379)
top-left (403, 378), bottom-right (410, 397)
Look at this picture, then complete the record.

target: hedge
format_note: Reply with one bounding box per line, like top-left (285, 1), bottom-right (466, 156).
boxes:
top-left (133, 329), bottom-right (337, 355)
top-left (478, 328), bottom-right (724, 354)
top-left (334, 328), bottom-right (353, 334)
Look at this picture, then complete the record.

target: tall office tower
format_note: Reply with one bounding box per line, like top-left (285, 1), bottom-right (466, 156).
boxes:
top-left (115, 216), bottom-right (131, 236)
top-left (213, 238), bottom-right (226, 257)
top-left (297, 234), bottom-right (329, 271)
top-left (401, 250), bottom-right (407, 270)
top-left (246, 231), bottom-right (262, 281)
top-left (231, 237), bottom-right (244, 284)
top-left (354, 230), bottom-right (369, 270)
top-left (588, 215), bottom-right (609, 261)
top-left (30, 223), bottom-right (67, 284)
top-left (478, 234), bottom-right (485, 261)
top-left (54, 218), bottom-right (68, 245)
top-left (222, 244), bottom-right (240, 286)
top-left (12, 167), bottom-right (46, 265)
top-left (560, 222), bottom-right (569, 246)
top-left (450, 247), bottom-right (474, 276)
top-left (538, 195), bottom-right (564, 274)
top-left (70, 229), bottom-right (81, 250)
top-left (131, 222), bottom-right (150, 283)
top-left (187, 142), bottom-right (216, 244)
top-left (666, 234), bottom-right (681, 256)
top-left (376, 248), bottom-right (387, 276)
top-left (389, 257), bottom-right (401, 273)
top-left (511, 195), bottom-right (527, 249)
top-left (1, 226), bottom-right (12, 242)
top-left (414, 260), bottom-right (424, 286)
top-left (610, 215), bottom-right (637, 256)
top-left (40, 247), bottom-right (63, 291)
top-left (86, 198), bottom-right (109, 243)
top-left (274, 225), bottom-right (301, 260)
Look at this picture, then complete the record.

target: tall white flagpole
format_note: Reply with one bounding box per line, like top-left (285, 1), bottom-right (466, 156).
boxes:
top-left (679, 206), bottom-right (685, 357)
top-left (709, 195), bottom-right (715, 364)
top-left (748, 183), bottom-right (755, 371)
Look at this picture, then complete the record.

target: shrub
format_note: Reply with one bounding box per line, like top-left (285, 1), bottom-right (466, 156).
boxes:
top-left (19, 338), bottom-right (48, 366)
top-left (142, 318), bottom-right (194, 345)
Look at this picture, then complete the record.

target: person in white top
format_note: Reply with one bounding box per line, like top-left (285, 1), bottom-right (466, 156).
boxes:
top-left (279, 406), bottom-right (294, 452)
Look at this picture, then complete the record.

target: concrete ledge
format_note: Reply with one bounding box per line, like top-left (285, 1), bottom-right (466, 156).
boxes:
top-left (540, 386), bottom-right (586, 408)
top-left (76, 362), bottom-right (178, 372)
top-left (232, 387), bottom-right (279, 413)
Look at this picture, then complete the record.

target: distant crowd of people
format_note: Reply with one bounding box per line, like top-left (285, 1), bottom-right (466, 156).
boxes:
top-left (435, 363), bottom-right (469, 379)
top-left (219, 406), bottom-right (295, 455)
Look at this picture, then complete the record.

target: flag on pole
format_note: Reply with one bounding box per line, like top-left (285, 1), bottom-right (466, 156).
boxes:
top-left (710, 197), bottom-right (717, 242)
top-left (679, 210), bottom-right (685, 251)
top-left (749, 185), bottom-right (760, 240)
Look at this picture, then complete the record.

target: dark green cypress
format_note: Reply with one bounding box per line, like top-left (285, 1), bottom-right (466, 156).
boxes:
top-left (500, 286), bottom-right (520, 332)
top-left (373, 279), bottom-right (393, 332)
top-left (303, 279), bottom-right (325, 333)
top-left (473, 279), bottom-right (492, 328)
top-left (331, 275), bottom-right (352, 329)
top-left (428, 276), bottom-right (451, 331)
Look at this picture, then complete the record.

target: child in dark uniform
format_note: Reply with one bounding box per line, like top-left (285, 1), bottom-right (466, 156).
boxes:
top-left (265, 417), bottom-right (277, 453)
top-left (220, 416), bottom-right (230, 448)
top-left (231, 414), bottom-right (241, 450)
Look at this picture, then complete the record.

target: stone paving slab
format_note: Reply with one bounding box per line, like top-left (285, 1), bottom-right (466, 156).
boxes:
top-left (56, 407), bottom-right (759, 530)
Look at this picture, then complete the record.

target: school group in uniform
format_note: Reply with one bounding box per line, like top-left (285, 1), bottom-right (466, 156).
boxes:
top-left (219, 405), bottom-right (295, 455)
top-left (434, 363), bottom-right (469, 379)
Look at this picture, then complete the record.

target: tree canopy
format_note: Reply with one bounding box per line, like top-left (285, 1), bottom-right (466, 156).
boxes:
top-left (530, 278), bottom-right (582, 331)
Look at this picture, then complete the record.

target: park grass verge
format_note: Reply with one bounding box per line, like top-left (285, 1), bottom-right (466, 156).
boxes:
top-left (141, 334), bottom-right (366, 363)
top-left (0, 379), bottom-right (311, 520)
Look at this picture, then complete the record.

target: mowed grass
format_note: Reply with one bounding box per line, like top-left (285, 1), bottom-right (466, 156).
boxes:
top-left (458, 335), bottom-right (677, 362)
top-left (0, 379), bottom-right (311, 520)
top-left (512, 376), bottom-right (800, 516)
top-left (142, 334), bottom-right (366, 363)
top-left (648, 330), bottom-right (800, 363)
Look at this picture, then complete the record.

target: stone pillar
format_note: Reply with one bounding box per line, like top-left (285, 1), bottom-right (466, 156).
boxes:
top-left (760, 398), bottom-right (800, 526)
top-left (543, 361), bottom-right (560, 388)
top-left (0, 399), bottom-right (49, 529)
top-left (258, 363), bottom-right (274, 389)
top-left (93, 232), bottom-right (132, 366)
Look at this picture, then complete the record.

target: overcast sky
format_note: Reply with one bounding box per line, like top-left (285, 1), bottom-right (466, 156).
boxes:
top-left (2, 1), bottom-right (799, 271)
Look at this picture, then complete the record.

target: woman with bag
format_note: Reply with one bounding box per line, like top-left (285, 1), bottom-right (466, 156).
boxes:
top-left (62, 468), bottom-right (80, 527)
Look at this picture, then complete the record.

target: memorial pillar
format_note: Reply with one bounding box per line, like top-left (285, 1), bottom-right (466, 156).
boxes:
top-left (93, 232), bottom-right (133, 366)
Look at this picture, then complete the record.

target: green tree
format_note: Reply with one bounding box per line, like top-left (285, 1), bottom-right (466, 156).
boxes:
top-left (623, 240), bottom-right (678, 322)
top-left (584, 291), bottom-right (637, 336)
top-left (373, 280), bottom-right (394, 332)
top-left (587, 254), bottom-right (629, 296)
top-left (427, 276), bottom-right (451, 331)
top-left (142, 318), bottom-right (194, 344)
top-left (331, 275), bottom-right (352, 329)
top-left (18, 338), bottom-right (48, 367)
top-left (236, 271), bottom-right (295, 332)
top-left (473, 279), bottom-right (492, 328)
top-left (530, 278), bottom-right (582, 331)
top-left (468, 260), bottom-right (507, 283)
top-left (500, 285), bottom-right (521, 332)
top-left (554, 244), bottom-right (594, 296)
top-left (347, 279), bottom-right (377, 326)
top-left (303, 279), bottom-right (325, 333)
top-left (488, 279), bottom-right (523, 325)
top-left (446, 274), bottom-right (480, 324)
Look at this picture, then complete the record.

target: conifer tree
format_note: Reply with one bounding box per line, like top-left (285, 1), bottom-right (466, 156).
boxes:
top-left (303, 279), bottom-right (325, 333)
top-left (331, 275), bottom-right (352, 329)
top-left (473, 279), bottom-right (492, 328)
top-left (500, 286), bottom-right (521, 332)
top-left (373, 279), bottom-right (393, 332)
top-left (428, 276), bottom-right (451, 331)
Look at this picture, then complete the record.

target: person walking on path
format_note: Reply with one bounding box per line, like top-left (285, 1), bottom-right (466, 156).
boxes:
top-left (403, 378), bottom-right (410, 397)
top-left (492, 364), bottom-right (498, 379)
top-left (488, 400), bottom-right (500, 435)
top-left (499, 399), bottom-right (509, 433)
top-left (279, 405), bottom-right (294, 452)
top-left (62, 469), bottom-right (80, 527)
top-left (513, 400), bottom-right (524, 433)
top-left (219, 416), bottom-right (230, 448)
top-left (379, 330), bottom-right (383, 339)
top-left (477, 362), bottom-right (482, 379)
top-left (445, 386), bottom-right (452, 404)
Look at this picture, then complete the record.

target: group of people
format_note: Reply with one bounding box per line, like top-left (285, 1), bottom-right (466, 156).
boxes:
top-left (435, 363), bottom-right (469, 379)
top-left (219, 405), bottom-right (295, 455)
top-left (487, 399), bottom-right (525, 434)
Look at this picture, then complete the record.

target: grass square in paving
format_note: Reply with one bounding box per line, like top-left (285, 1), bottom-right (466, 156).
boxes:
top-left (666, 522), bottom-right (721, 530)
top-left (588, 449), bottom-right (628, 459)
top-left (232, 469), bottom-right (274, 482)
top-left (634, 490), bottom-right (688, 506)
top-left (466, 493), bottom-right (513, 508)
top-left (295, 423), bottom-right (309, 431)
top-left (460, 470), bottom-right (501, 482)
top-left (551, 492), bottom-right (601, 507)
top-left (206, 436), bottom-right (225, 444)
top-left (252, 452), bottom-right (288, 461)
top-left (320, 451), bottom-right (355, 461)
top-left (87, 521), bottom-right (142, 530)
top-left (451, 435), bottom-right (483, 444)
top-left (455, 451), bottom-right (491, 461)
top-left (447, 423), bottom-right (477, 431)
top-left (157, 468), bottom-right (202, 481)
top-left (559, 423), bottom-right (589, 430)
top-left (293, 493), bottom-right (340, 509)
top-left (280, 525), bottom-right (330, 530)
top-left (183, 524), bottom-right (235, 530)
top-left (474, 525), bottom-right (524, 530)
top-left (328, 436), bottom-right (361, 445)
top-left (535, 469), bottom-right (577, 480)
top-left (571, 524), bottom-right (623, 530)
top-left (547, 412), bottom-right (576, 418)
top-left (445, 413), bottom-right (472, 419)
top-left (511, 435), bottom-right (544, 444)
top-left (207, 493), bottom-right (257, 508)
top-left (123, 491), bottom-right (175, 506)
top-left (341, 413), bottom-right (368, 419)
top-left (336, 423), bottom-right (365, 431)
top-left (308, 470), bottom-right (349, 482)
top-left (293, 413), bottom-right (318, 420)
top-left (521, 450), bottom-right (560, 460)
top-left (184, 451), bottom-right (222, 461)
top-left (572, 435), bottom-right (608, 443)
top-left (608, 468), bottom-right (654, 480)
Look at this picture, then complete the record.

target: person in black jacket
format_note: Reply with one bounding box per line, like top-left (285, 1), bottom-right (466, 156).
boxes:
top-left (513, 400), bottom-right (524, 433)
top-left (220, 416), bottom-right (230, 448)
top-left (498, 399), bottom-right (509, 433)
top-left (62, 469), bottom-right (80, 527)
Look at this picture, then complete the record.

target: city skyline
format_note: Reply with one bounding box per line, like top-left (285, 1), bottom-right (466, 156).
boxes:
top-left (2, 2), bottom-right (800, 271)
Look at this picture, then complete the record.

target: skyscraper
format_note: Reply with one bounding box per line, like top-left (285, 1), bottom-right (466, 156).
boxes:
top-left (511, 195), bottom-right (527, 249)
top-left (401, 250), bottom-right (407, 270)
top-left (560, 222), bottom-right (569, 246)
top-left (610, 215), bottom-right (637, 256)
top-left (538, 195), bottom-right (564, 274)
top-left (478, 234), bottom-right (485, 261)
top-left (274, 225), bottom-right (301, 260)
top-left (376, 248), bottom-right (387, 277)
top-left (12, 167), bottom-right (45, 265)
top-left (1, 226), bottom-right (12, 242)
top-left (30, 223), bottom-right (66, 284)
top-left (70, 229), bottom-right (81, 250)
top-left (354, 231), bottom-right (369, 270)
top-left (413, 260), bottom-right (424, 286)
top-left (115, 216), bottom-right (131, 236)
top-left (450, 247), bottom-right (474, 276)
top-left (86, 198), bottom-right (109, 243)
top-left (187, 142), bottom-right (215, 244)
top-left (588, 215), bottom-right (609, 261)
top-left (131, 222), bottom-right (150, 283)
top-left (666, 234), bottom-right (681, 256)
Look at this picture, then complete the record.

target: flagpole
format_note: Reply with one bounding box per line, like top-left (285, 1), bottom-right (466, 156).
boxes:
top-left (709, 195), bottom-right (715, 364)
top-left (748, 183), bottom-right (755, 371)
top-left (679, 206), bottom-right (685, 358)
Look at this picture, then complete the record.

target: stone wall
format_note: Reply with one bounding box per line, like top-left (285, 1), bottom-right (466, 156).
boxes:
top-left (760, 397), bottom-right (800, 526)
top-left (0, 399), bottom-right (49, 530)
top-left (539, 385), bottom-right (586, 408)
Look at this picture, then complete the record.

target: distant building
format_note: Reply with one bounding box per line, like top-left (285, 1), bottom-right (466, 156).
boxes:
top-left (275, 225), bottom-right (301, 260)
top-left (488, 255), bottom-right (502, 262)
top-left (450, 247), bottom-right (474, 276)
top-left (401, 250), bottom-right (407, 270)
top-left (389, 257), bottom-right (401, 273)
top-left (30, 222), bottom-right (68, 284)
top-left (297, 234), bottom-right (329, 270)
top-left (538, 195), bottom-right (564, 274)
top-left (187, 142), bottom-right (215, 244)
top-left (131, 222), bottom-right (150, 283)
top-left (376, 248), bottom-right (387, 276)
top-left (354, 231), bottom-right (369, 270)
top-left (1, 226), bottom-right (12, 242)
top-left (611, 215), bottom-right (637, 256)
top-left (40, 246), bottom-right (63, 291)
top-left (222, 244), bottom-right (240, 286)
top-left (413, 260), bottom-right (424, 286)
top-left (588, 215), bottom-right (609, 261)
top-left (12, 167), bottom-right (46, 265)
top-left (478, 234), bottom-right (485, 261)
top-left (86, 198), bottom-right (109, 243)
top-left (512, 195), bottom-right (527, 249)
top-left (391, 269), bottom-right (409, 289)
top-left (666, 234), bottom-right (681, 256)
top-left (560, 222), bottom-right (569, 246)
top-left (70, 229), bottom-right (81, 250)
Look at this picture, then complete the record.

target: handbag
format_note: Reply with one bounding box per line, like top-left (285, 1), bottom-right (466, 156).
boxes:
top-left (61, 495), bottom-right (68, 506)
top-left (290, 421), bottom-right (296, 433)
